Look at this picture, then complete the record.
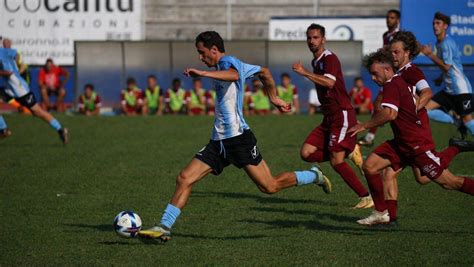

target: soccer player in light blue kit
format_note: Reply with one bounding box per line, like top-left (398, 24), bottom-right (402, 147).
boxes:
top-left (138, 31), bottom-right (332, 241)
top-left (421, 12), bottom-right (474, 138)
top-left (0, 38), bottom-right (68, 144)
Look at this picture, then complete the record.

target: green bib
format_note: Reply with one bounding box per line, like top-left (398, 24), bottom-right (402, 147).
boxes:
top-left (277, 84), bottom-right (296, 103)
top-left (251, 90), bottom-right (270, 110)
top-left (189, 90), bottom-right (205, 109)
top-left (82, 92), bottom-right (97, 111)
top-left (123, 87), bottom-right (140, 106)
top-left (168, 88), bottom-right (185, 112)
top-left (146, 86), bottom-right (160, 109)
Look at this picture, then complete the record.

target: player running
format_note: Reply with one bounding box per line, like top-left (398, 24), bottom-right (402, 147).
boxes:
top-left (138, 31), bottom-right (332, 241)
top-left (0, 39), bottom-right (68, 144)
top-left (421, 12), bottom-right (474, 138)
top-left (292, 24), bottom-right (372, 209)
top-left (349, 48), bottom-right (474, 226)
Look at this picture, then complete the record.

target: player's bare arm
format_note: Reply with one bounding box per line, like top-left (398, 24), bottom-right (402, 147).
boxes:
top-left (292, 61), bottom-right (335, 88)
top-left (348, 107), bottom-right (397, 136)
top-left (184, 68), bottom-right (238, 81)
top-left (417, 87), bottom-right (433, 110)
top-left (420, 45), bottom-right (451, 72)
top-left (257, 67), bottom-right (292, 113)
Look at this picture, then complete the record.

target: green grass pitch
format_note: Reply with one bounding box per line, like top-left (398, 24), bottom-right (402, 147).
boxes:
top-left (1, 114), bottom-right (473, 266)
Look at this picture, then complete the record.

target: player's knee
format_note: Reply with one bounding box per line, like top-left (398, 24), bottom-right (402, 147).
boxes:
top-left (362, 162), bottom-right (377, 175)
top-left (300, 150), bottom-right (311, 162)
top-left (176, 171), bottom-right (193, 187)
top-left (259, 182), bottom-right (278, 194)
top-left (415, 176), bottom-right (431, 185)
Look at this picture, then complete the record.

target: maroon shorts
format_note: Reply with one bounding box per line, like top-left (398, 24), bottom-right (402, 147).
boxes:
top-left (373, 140), bottom-right (445, 180)
top-left (304, 109), bottom-right (357, 160)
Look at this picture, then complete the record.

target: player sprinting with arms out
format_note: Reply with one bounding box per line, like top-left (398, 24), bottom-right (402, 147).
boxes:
top-left (0, 38), bottom-right (68, 144)
top-left (421, 12), bottom-right (474, 137)
top-left (349, 49), bottom-right (474, 226)
top-left (138, 31), bottom-right (332, 241)
top-left (292, 24), bottom-right (372, 209)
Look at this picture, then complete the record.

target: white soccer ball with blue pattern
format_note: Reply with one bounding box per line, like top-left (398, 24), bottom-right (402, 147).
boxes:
top-left (114, 211), bottom-right (142, 238)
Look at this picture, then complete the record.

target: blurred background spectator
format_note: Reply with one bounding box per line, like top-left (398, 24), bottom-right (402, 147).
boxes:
top-left (78, 84), bottom-right (101, 116)
top-left (349, 77), bottom-right (373, 114)
top-left (186, 78), bottom-right (206, 116)
top-left (248, 79), bottom-right (271, 115)
top-left (143, 75), bottom-right (163, 115)
top-left (165, 78), bottom-right (186, 114)
top-left (276, 73), bottom-right (299, 114)
top-left (120, 77), bottom-right (143, 116)
top-left (38, 58), bottom-right (69, 113)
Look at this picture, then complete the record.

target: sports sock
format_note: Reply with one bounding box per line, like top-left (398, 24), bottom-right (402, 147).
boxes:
top-left (295, 170), bottom-right (319, 185)
top-left (305, 150), bottom-right (325, 163)
top-left (460, 177), bottom-right (474, 196)
top-left (333, 162), bottom-right (369, 197)
top-left (439, 146), bottom-right (460, 168)
top-left (464, 120), bottom-right (474, 135)
top-left (0, 116), bottom-right (7, 130)
top-left (365, 173), bottom-right (387, 212)
top-left (427, 109), bottom-right (455, 124)
top-left (386, 200), bottom-right (398, 221)
top-left (49, 118), bottom-right (62, 131)
top-left (160, 203), bottom-right (181, 229)
top-left (365, 131), bottom-right (376, 142)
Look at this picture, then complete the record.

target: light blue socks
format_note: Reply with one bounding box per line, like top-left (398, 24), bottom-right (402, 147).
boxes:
top-left (295, 170), bottom-right (320, 186)
top-left (0, 116), bottom-right (7, 130)
top-left (427, 109), bottom-right (455, 124)
top-left (160, 203), bottom-right (181, 229)
top-left (465, 120), bottom-right (474, 135)
top-left (48, 118), bottom-right (62, 131)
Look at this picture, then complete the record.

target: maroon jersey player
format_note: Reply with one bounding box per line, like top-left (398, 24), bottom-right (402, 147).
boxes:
top-left (349, 48), bottom-right (474, 226)
top-left (292, 23), bottom-right (373, 209)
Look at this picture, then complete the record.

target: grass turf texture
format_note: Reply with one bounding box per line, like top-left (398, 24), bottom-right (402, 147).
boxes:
top-left (1, 114), bottom-right (473, 266)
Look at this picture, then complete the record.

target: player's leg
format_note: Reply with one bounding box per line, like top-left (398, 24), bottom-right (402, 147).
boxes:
top-left (244, 159), bottom-right (332, 194)
top-left (357, 152), bottom-right (394, 225)
top-left (57, 88), bottom-right (66, 113)
top-left (432, 169), bottom-right (474, 195)
top-left (358, 127), bottom-right (378, 147)
top-left (426, 92), bottom-right (456, 124)
top-left (411, 167), bottom-right (431, 185)
top-left (139, 158), bottom-right (214, 240)
top-left (456, 93), bottom-right (474, 135)
top-left (25, 100), bottom-right (68, 144)
top-left (300, 124), bottom-right (329, 163)
top-left (39, 85), bottom-right (51, 110)
top-left (0, 115), bottom-right (12, 138)
top-left (383, 167), bottom-right (401, 223)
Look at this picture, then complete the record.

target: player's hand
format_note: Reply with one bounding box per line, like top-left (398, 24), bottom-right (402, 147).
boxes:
top-left (420, 44), bottom-right (433, 56)
top-left (271, 97), bottom-right (292, 113)
top-left (184, 68), bottom-right (205, 78)
top-left (348, 123), bottom-right (367, 137)
top-left (292, 61), bottom-right (307, 76)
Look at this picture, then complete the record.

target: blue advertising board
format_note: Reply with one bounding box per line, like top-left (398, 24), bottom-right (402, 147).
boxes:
top-left (401, 0), bottom-right (474, 64)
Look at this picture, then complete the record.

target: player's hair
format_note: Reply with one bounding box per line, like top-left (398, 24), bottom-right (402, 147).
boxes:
top-left (354, 76), bottom-right (362, 82)
top-left (126, 77), bottom-right (136, 85)
top-left (306, 23), bottom-right (325, 37)
top-left (147, 74), bottom-right (157, 80)
top-left (193, 77), bottom-right (202, 82)
top-left (364, 48), bottom-right (396, 72)
top-left (390, 31), bottom-right (420, 59)
top-left (387, 9), bottom-right (401, 18)
top-left (195, 31), bottom-right (225, 53)
top-left (434, 11), bottom-right (450, 26)
top-left (46, 58), bottom-right (53, 64)
top-left (172, 78), bottom-right (181, 84)
top-left (280, 72), bottom-right (290, 79)
top-left (84, 83), bottom-right (94, 90)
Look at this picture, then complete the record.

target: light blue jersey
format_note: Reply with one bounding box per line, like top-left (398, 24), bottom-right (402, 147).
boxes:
top-left (436, 35), bottom-right (472, 95)
top-left (212, 56), bottom-right (261, 140)
top-left (0, 48), bottom-right (30, 98)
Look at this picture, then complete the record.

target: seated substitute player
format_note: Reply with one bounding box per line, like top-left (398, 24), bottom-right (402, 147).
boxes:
top-left (348, 48), bottom-right (474, 226)
top-left (307, 88), bottom-right (321, 115)
top-left (205, 87), bottom-right (216, 115)
top-left (165, 78), bottom-right (186, 114)
top-left (138, 31), bottom-right (332, 241)
top-left (0, 43), bottom-right (68, 144)
top-left (185, 78), bottom-right (206, 116)
top-left (78, 84), bottom-right (101, 116)
top-left (276, 73), bottom-right (299, 114)
top-left (248, 78), bottom-right (271, 115)
top-left (120, 77), bottom-right (144, 116)
top-left (143, 75), bottom-right (163, 115)
top-left (349, 77), bottom-right (373, 115)
top-left (420, 12), bottom-right (474, 138)
top-left (38, 58), bottom-right (70, 112)
top-left (292, 23), bottom-right (372, 209)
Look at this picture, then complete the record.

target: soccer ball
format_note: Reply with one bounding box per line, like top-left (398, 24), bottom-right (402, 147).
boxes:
top-left (114, 211), bottom-right (142, 238)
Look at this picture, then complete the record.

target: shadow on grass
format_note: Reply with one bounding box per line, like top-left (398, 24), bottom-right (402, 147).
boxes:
top-left (63, 223), bottom-right (112, 232)
top-left (251, 207), bottom-right (359, 223)
top-left (174, 233), bottom-right (268, 240)
top-left (192, 191), bottom-right (338, 207)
